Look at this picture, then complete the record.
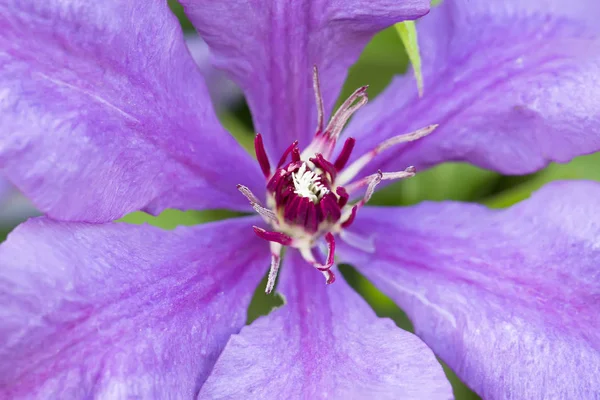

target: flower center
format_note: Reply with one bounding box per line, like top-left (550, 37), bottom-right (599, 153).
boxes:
top-left (237, 66), bottom-right (437, 293)
top-left (292, 164), bottom-right (328, 202)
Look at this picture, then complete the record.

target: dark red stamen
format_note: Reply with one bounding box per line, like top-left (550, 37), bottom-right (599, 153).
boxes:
top-left (266, 169), bottom-right (286, 192)
top-left (254, 134), bottom-right (271, 178)
top-left (313, 233), bottom-right (336, 272)
top-left (286, 161), bottom-right (303, 173)
top-left (277, 140), bottom-right (299, 168)
top-left (291, 147), bottom-right (301, 162)
top-left (341, 205), bottom-right (358, 228)
top-left (253, 226), bottom-right (293, 246)
top-left (283, 196), bottom-right (302, 222)
top-left (295, 198), bottom-right (311, 225)
top-left (305, 204), bottom-right (318, 233)
top-left (325, 270), bottom-right (336, 285)
top-left (334, 137), bottom-right (356, 171)
top-left (310, 154), bottom-right (337, 181)
top-left (336, 187), bottom-right (349, 208)
top-left (324, 232), bottom-right (335, 268)
top-left (319, 193), bottom-right (341, 222)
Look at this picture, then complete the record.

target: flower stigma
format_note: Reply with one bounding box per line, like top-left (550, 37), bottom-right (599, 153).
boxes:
top-left (238, 66), bottom-right (438, 293)
top-left (292, 163), bottom-right (329, 202)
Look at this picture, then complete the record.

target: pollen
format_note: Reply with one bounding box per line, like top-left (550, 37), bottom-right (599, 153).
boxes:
top-left (292, 163), bottom-right (329, 203)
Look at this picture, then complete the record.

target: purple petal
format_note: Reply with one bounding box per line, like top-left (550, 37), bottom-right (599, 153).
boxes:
top-left (338, 181), bottom-right (600, 399)
top-left (343, 0), bottom-right (600, 177)
top-left (0, 216), bottom-right (269, 398)
top-left (199, 250), bottom-right (452, 399)
top-left (0, 1), bottom-right (263, 222)
top-left (180, 0), bottom-right (429, 158)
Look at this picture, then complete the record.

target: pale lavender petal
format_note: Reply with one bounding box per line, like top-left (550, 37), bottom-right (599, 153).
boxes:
top-left (0, 216), bottom-right (269, 398)
top-left (0, 0), bottom-right (263, 223)
top-left (344, 0), bottom-right (600, 177)
top-left (199, 250), bottom-right (452, 399)
top-left (181, 0), bottom-right (429, 158)
top-left (338, 181), bottom-right (600, 399)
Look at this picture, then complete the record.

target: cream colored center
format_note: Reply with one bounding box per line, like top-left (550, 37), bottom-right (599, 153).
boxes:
top-left (292, 163), bottom-right (329, 203)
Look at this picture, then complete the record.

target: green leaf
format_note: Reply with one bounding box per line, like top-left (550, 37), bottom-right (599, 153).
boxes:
top-left (394, 21), bottom-right (423, 96)
top-left (218, 111), bottom-right (255, 155)
top-left (119, 209), bottom-right (241, 230)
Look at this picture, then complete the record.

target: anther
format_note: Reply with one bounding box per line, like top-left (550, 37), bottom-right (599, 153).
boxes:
top-left (254, 133), bottom-right (271, 178)
top-left (302, 67), bottom-right (369, 160)
top-left (343, 166), bottom-right (416, 197)
top-left (336, 186), bottom-right (349, 208)
top-left (299, 233), bottom-right (336, 282)
top-left (310, 154), bottom-right (337, 181)
top-left (323, 86), bottom-right (368, 144)
top-left (341, 205), bottom-right (357, 228)
top-left (313, 65), bottom-right (325, 136)
top-left (277, 140), bottom-right (299, 168)
top-left (252, 226), bottom-right (293, 246)
top-left (333, 137), bottom-right (356, 171)
top-left (291, 147), bottom-right (301, 162)
top-left (265, 242), bottom-right (283, 294)
top-left (237, 184), bottom-right (279, 223)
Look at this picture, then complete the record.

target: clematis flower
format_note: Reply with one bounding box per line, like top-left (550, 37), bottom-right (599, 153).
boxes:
top-left (1, 1), bottom-right (599, 399)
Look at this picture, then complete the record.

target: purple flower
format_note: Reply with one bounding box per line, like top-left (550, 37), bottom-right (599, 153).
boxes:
top-left (1, 0), bottom-right (599, 399)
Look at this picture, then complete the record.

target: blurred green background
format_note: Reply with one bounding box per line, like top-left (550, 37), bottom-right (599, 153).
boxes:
top-left (2, 1), bottom-right (599, 399)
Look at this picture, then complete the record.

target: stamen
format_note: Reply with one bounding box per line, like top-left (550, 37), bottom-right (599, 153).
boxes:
top-left (333, 137), bottom-right (356, 171)
top-left (291, 147), bottom-right (301, 162)
top-left (313, 65), bottom-right (325, 136)
top-left (323, 269), bottom-right (336, 285)
top-left (336, 124), bottom-right (437, 186)
top-left (336, 186), bottom-right (349, 208)
top-left (310, 154), bottom-right (337, 181)
top-left (237, 184), bottom-right (279, 223)
top-left (323, 232), bottom-right (336, 270)
top-left (265, 242), bottom-right (282, 294)
top-left (340, 205), bottom-right (357, 228)
top-left (299, 233), bottom-right (336, 284)
top-left (344, 166), bottom-right (416, 197)
top-left (358, 170), bottom-right (382, 208)
top-left (254, 133), bottom-right (271, 178)
top-left (277, 140), bottom-right (299, 168)
top-left (319, 193), bottom-right (342, 222)
top-left (302, 85), bottom-right (368, 160)
top-left (373, 124), bottom-right (438, 154)
top-left (252, 226), bottom-right (293, 246)
top-left (324, 88), bottom-right (368, 143)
